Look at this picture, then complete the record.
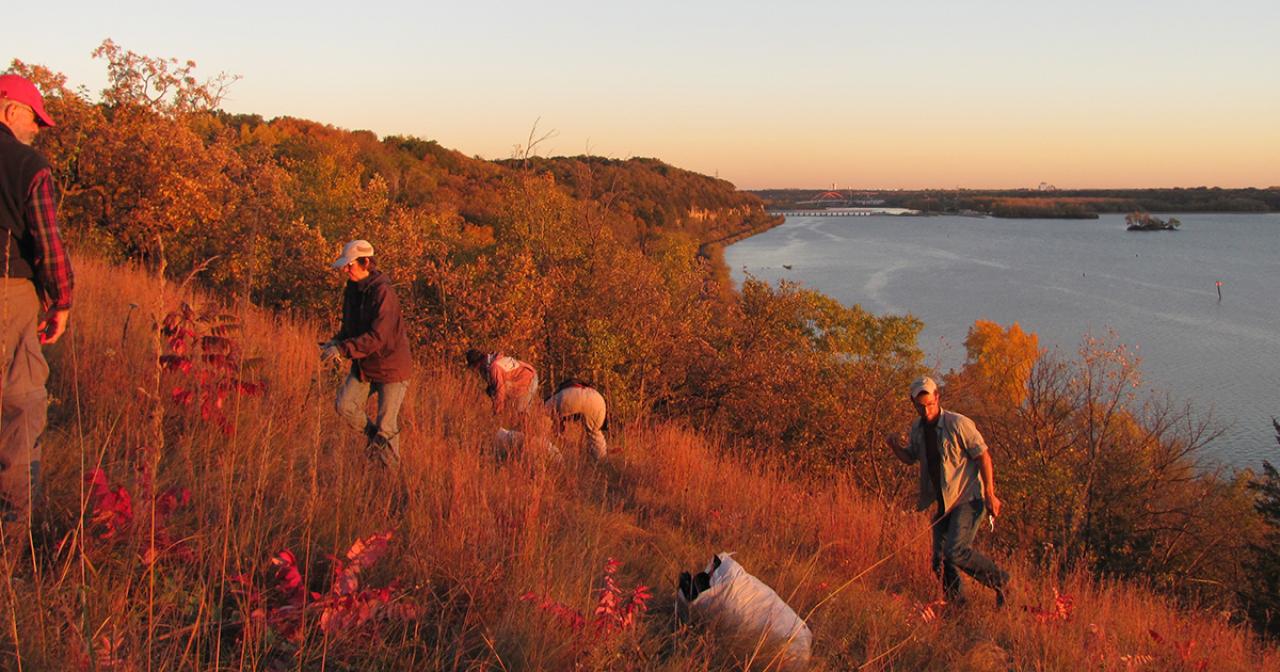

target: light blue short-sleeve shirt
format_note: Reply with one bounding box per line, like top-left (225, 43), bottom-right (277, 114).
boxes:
top-left (906, 409), bottom-right (988, 513)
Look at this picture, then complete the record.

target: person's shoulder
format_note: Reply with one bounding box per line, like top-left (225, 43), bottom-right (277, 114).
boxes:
top-left (942, 409), bottom-right (977, 428)
top-left (367, 271), bottom-right (397, 293)
top-left (2, 141), bottom-right (51, 177)
top-left (943, 410), bottom-right (986, 440)
top-left (0, 130), bottom-right (46, 161)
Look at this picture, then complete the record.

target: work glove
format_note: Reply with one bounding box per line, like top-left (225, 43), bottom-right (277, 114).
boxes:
top-left (320, 343), bottom-right (344, 363)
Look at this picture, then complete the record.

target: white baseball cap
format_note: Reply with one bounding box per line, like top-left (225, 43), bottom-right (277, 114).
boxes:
top-left (331, 239), bottom-right (374, 269)
top-left (909, 376), bottom-right (938, 398)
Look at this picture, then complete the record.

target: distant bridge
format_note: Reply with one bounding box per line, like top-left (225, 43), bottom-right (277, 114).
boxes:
top-left (770, 207), bottom-right (919, 217)
top-left (794, 190), bottom-right (889, 208)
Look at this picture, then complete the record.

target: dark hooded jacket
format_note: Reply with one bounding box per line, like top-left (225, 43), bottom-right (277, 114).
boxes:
top-left (334, 270), bottom-right (413, 383)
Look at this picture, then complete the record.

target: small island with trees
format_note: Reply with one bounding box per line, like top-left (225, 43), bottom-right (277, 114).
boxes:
top-left (1125, 211), bottom-right (1181, 231)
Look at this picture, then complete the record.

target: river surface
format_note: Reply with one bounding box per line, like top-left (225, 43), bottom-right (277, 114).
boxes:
top-left (725, 213), bottom-right (1280, 469)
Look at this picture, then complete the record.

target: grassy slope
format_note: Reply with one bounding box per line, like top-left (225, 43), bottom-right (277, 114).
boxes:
top-left (2, 257), bottom-right (1275, 671)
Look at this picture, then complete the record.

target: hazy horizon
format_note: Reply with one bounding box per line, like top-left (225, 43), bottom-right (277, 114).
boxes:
top-left (8, 1), bottom-right (1278, 191)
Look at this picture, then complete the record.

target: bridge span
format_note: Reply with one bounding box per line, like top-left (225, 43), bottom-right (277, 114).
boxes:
top-left (770, 207), bottom-right (919, 217)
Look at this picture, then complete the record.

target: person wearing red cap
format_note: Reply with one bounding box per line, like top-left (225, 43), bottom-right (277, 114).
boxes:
top-left (886, 376), bottom-right (1011, 609)
top-left (1, 73), bottom-right (72, 530)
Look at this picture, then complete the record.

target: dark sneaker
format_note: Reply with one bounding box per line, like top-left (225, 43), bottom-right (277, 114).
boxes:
top-left (995, 582), bottom-right (1014, 609)
top-left (366, 435), bottom-right (400, 468)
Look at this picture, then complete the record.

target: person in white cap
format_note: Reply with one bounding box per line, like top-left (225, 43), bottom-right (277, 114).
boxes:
top-left (322, 240), bottom-right (413, 467)
top-left (886, 376), bottom-right (1011, 607)
top-left (1, 73), bottom-right (72, 530)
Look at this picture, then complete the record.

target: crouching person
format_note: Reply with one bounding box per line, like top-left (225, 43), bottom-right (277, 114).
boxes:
top-left (544, 378), bottom-right (608, 460)
top-left (322, 240), bottom-right (412, 467)
top-left (465, 350), bottom-right (539, 420)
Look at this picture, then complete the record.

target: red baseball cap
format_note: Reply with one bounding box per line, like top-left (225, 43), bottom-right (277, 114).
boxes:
top-left (0, 74), bottom-right (55, 127)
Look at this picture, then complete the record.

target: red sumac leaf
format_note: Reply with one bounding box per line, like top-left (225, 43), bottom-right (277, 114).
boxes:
top-left (237, 381), bottom-right (264, 397)
top-left (171, 387), bottom-right (194, 406)
top-left (345, 531), bottom-right (392, 572)
top-left (159, 355), bottom-right (192, 373)
top-left (157, 487), bottom-right (190, 516)
top-left (200, 335), bottom-right (233, 355)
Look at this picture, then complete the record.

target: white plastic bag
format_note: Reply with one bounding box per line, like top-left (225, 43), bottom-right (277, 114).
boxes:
top-left (676, 553), bottom-right (812, 670)
top-left (494, 428), bottom-right (561, 461)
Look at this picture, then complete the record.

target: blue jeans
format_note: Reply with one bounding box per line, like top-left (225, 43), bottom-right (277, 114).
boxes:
top-left (335, 372), bottom-right (408, 467)
top-left (931, 499), bottom-right (1008, 601)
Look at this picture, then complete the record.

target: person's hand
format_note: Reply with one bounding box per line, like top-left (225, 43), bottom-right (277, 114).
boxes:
top-left (884, 431), bottom-right (906, 452)
top-left (986, 492), bottom-right (1003, 519)
top-left (38, 308), bottom-right (70, 345)
top-left (320, 343), bottom-right (343, 363)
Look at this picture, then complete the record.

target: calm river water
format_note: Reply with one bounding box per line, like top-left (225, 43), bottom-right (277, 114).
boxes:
top-left (725, 213), bottom-right (1280, 469)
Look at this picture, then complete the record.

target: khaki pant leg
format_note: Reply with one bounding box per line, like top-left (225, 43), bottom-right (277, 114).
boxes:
top-left (1, 281), bottom-right (49, 520)
top-left (581, 390), bottom-right (608, 459)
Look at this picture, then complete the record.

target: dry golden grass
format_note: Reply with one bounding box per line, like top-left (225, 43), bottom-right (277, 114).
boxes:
top-left (0, 257), bottom-right (1275, 670)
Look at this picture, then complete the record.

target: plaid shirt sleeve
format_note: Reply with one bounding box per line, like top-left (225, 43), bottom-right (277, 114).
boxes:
top-left (26, 167), bottom-right (73, 310)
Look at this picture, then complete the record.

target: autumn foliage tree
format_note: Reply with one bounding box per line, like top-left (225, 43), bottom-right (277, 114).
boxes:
top-left (942, 323), bottom-right (1259, 611)
top-left (947, 320), bottom-right (1039, 410)
top-left (682, 279), bottom-right (922, 478)
top-left (1245, 420), bottom-right (1280, 637)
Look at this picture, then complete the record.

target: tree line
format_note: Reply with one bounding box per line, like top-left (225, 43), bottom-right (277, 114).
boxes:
top-left (757, 187), bottom-right (1280, 217)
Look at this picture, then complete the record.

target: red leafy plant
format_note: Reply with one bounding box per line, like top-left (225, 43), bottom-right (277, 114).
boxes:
top-left (916, 598), bottom-right (949, 625)
top-left (86, 468), bottom-right (132, 540)
top-left (521, 557), bottom-right (652, 639)
top-left (231, 532), bottom-right (416, 645)
top-left (84, 468), bottom-right (192, 565)
top-left (1024, 588), bottom-right (1074, 623)
top-left (159, 301), bottom-right (264, 434)
top-left (73, 633), bottom-right (125, 671)
top-left (1085, 623), bottom-right (1210, 671)
top-left (886, 593), bottom-right (950, 625)
top-left (1147, 628), bottom-right (1210, 671)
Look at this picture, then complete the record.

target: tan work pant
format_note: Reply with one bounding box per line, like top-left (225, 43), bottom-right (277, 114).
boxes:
top-left (545, 386), bottom-right (608, 459)
top-left (1, 279), bottom-right (49, 523)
